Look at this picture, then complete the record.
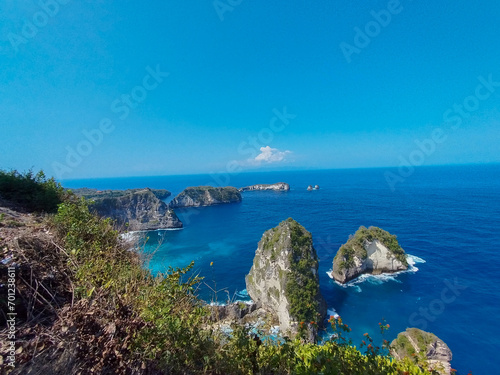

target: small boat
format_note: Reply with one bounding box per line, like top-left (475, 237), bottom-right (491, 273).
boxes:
top-left (307, 185), bottom-right (313, 191)
top-left (313, 185), bottom-right (320, 190)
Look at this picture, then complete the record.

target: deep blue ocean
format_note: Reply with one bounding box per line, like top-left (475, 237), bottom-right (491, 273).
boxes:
top-left (64, 164), bottom-right (500, 374)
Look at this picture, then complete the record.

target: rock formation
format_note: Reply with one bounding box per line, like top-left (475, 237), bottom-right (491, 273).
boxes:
top-left (245, 218), bottom-right (327, 342)
top-left (330, 226), bottom-right (408, 283)
top-left (390, 328), bottom-right (453, 375)
top-left (88, 188), bottom-right (182, 231)
top-left (169, 186), bottom-right (242, 208)
top-left (210, 301), bottom-right (259, 322)
top-left (239, 183), bottom-right (290, 192)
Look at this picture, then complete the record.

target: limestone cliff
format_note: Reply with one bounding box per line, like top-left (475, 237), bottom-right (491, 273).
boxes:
top-left (245, 218), bottom-right (327, 342)
top-left (331, 226), bottom-right (408, 284)
top-left (169, 186), bottom-right (242, 208)
top-left (89, 188), bottom-right (182, 231)
top-left (239, 182), bottom-right (290, 192)
top-left (390, 328), bottom-right (453, 375)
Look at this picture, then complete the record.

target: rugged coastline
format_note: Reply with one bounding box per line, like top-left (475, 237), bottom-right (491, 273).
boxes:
top-left (77, 187), bottom-right (183, 231)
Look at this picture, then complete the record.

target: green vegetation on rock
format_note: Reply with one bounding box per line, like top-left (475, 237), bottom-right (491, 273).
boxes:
top-left (391, 328), bottom-right (439, 358)
top-left (186, 186), bottom-right (240, 201)
top-left (170, 186), bottom-right (242, 207)
top-left (335, 226), bottom-right (408, 270)
top-left (284, 218), bottom-right (320, 323)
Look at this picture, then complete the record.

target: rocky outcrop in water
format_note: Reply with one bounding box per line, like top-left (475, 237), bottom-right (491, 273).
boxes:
top-left (330, 226), bottom-right (408, 284)
top-left (169, 186), bottom-right (242, 208)
top-left (239, 183), bottom-right (290, 192)
top-left (245, 218), bottom-right (327, 342)
top-left (390, 328), bottom-right (453, 375)
top-left (88, 188), bottom-right (182, 231)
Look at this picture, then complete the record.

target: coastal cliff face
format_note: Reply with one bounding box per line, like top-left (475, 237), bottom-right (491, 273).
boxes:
top-left (245, 218), bottom-right (327, 342)
top-left (239, 183), bottom-right (290, 192)
top-left (72, 187), bottom-right (171, 200)
top-left (390, 328), bottom-right (453, 375)
top-left (331, 226), bottom-right (408, 284)
top-left (90, 188), bottom-right (182, 231)
top-left (169, 186), bottom-right (242, 208)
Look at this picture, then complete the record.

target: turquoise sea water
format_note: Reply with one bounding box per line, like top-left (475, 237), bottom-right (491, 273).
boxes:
top-left (64, 164), bottom-right (500, 374)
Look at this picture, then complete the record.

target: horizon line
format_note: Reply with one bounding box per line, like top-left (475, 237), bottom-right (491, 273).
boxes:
top-left (59, 161), bottom-right (500, 182)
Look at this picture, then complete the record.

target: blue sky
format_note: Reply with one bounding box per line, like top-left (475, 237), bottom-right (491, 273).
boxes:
top-left (1, 0), bottom-right (499, 179)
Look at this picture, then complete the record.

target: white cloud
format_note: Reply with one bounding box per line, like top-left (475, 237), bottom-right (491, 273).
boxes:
top-left (253, 146), bottom-right (291, 164)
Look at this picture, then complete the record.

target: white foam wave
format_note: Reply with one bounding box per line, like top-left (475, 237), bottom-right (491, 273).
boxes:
top-left (120, 231), bottom-right (143, 243)
top-left (120, 227), bottom-right (183, 241)
top-left (407, 254), bottom-right (426, 265)
top-left (326, 254), bottom-right (425, 289)
top-left (327, 308), bottom-right (340, 319)
top-left (235, 289), bottom-right (250, 299)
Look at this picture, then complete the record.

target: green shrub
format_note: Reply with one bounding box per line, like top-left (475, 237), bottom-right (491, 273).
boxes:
top-left (133, 262), bottom-right (214, 373)
top-left (0, 169), bottom-right (65, 212)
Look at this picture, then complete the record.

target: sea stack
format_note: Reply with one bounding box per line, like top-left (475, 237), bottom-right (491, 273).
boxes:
top-left (245, 218), bottom-right (327, 342)
top-left (391, 328), bottom-right (453, 375)
top-left (330, 226), bottom-right (408, 283)
top-left (239, 182), bottom-right (290, 192)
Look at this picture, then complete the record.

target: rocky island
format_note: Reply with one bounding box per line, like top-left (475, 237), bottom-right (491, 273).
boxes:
top-left (82, 188), bottom-right (182, 231)
top-left (239, 182), bottom-right (290, 192)
top-left (330, 226), bottom-right (408, 283)
top-left (391, 328), bottom-right (453, 375)
top-left (169, 186), bottom-right (242, 208)
top-left (245, 218), bottom-right (327, 342)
